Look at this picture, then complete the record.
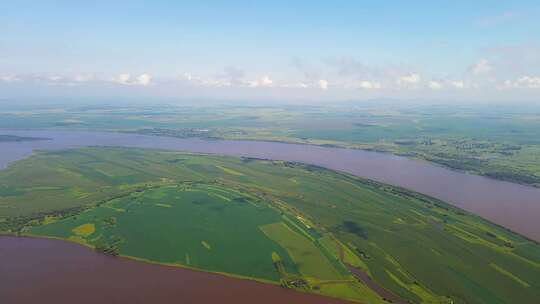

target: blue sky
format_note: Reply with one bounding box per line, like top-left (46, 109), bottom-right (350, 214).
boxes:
top-left (1, 1), bottom-right (539, 102)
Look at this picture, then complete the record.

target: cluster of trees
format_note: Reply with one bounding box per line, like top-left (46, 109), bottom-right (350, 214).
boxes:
top-left (95, 236), bottom-right (122, 256)
top-left (0, 206), bottom-right (85, 234)
top-left (95, 243), bottom-right (119, 256)
top-left (484, 171), bottom-right (540, 185)
top-left (128, 128), bottom-right (218, 139)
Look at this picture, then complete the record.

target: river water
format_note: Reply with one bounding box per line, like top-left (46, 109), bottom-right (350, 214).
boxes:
top-left (0, 236), bottom-right (352, 304)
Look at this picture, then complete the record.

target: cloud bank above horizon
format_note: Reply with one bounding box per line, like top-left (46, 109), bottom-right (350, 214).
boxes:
top-left (1, 1), bottom-right (539, 102)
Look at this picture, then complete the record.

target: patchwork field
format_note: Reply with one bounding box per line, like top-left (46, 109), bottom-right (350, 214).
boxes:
top-left (1, 147), bottom-right (540, 303)
top-left (30, 184), bottom-right (300, 282)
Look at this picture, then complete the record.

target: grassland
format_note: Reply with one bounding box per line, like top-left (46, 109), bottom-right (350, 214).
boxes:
top-left (1, 147), bottom-right (540, 303)
top-left (29, 184), bottom-right (300, 282)
top-left (260, 222), bottom-right (343, 280)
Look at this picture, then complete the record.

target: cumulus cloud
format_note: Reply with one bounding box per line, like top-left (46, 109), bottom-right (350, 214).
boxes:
top-left (112, 73), bottom-right (152, 86)
top-left (113, 73), bottom-right (132, 85)
top-left (73, 74), bottom-right (95, 83)
top-left (261, 76), bottom-right (273, 86)
top-left (278, 82), bottom-right (310, 89)
top-left (180, 70), bottom-right (277, 89)
top-left (7, 60), bottom-right (540, 98)
top-left (470, 59), bottom-right (493, 76)
top-left (179, 72), bottom-right (226, 87)
top-left (450, 80), bottom-right (465, 89)
top-left (179, 72), bottom-right (220, 87)
top-left (1, 74), bottom-right (87, 86)
top-left (180, 72), bottom-right (194, 81)
top-left (503, 76), bottom-right (540, 89)
top-left (248, 75), bottom-right (273, 88)
top-left (294, 82), bottom-right (308, 89)
top-left (397, 73), bottom-right (421, 87)
top-left (0, 75), bottom-right (21, 83)
top-left (319, 79), bottom-right (328, 90)
top-left (358, 80), bottom-right (382, 90)
top-left (428, 80), bottom-right (443, 90)
top-left (181, 67), bottom-right (249, 88)
top-left (136, 73), bottom-right (152, 86)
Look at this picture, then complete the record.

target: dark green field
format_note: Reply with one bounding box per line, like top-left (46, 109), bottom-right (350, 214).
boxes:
top-left (30, 184), bottom-right (301, 282)
top-left (1, 147), bottom-right (540, 303)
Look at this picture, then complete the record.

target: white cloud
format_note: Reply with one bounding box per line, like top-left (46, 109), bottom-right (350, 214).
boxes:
top-left (248, 75), bottom-right (273, 88)
top-left (113, 73), bottom-right (132, 85)
top-left (47, 75), bottom-right (63, 82)
top-left (113, 73), bottom-right (152, 86)
top-left (179, 71), bottom-right (278, 89)
top-left (136, 73), bottom-right (152, 86)
top-left (179, 73), bottom-right (218, 87)
top-left (74, 74), bottom-right (95, 83)
top-left (278, 82), bottom-right (310, 89)
top-left (470, 59), bottom-right (493, 76)
top-left (260, 76), bottom-right (273, 87)
top-left (181, 72), bottom-right (194, 81)
top-left (397, 73), bottom-right (421, 87)
top-left (503, 76), bottom-right (540, 89)
top-left (450, 80), bottom-right (465, 89)
top-left (0, 75), bottom-right (20, 83)
top-left (358, 80), bottom-right (382, 90)
top-left (319, 79), bottom-right (328, 90)
top-left (1, 74), bottom-right (93, 86)
top-left (428, 80), bottom-right (443, 90)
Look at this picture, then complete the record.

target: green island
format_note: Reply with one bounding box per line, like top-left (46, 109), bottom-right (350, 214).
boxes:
top-left (1, 147), bottom-right (539, 304)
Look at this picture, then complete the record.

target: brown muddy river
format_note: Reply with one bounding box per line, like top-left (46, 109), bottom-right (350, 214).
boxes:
top-left (0, 236), bottom-right (352, 304)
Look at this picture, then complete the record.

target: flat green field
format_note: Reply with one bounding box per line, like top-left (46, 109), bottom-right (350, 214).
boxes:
top-left (260, 222), bottom-right (343, 280)
top-left (30, 184), bottom-right (299, 282)
top-left (1, 147), bottom-right (540, 304)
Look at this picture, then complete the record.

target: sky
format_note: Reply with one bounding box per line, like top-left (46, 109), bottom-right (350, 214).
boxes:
top-left (1, 0), bottom-right (539, 103)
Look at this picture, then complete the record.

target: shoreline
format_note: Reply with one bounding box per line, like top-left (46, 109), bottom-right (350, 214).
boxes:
top-left (0, 233), bottom-right (360, 304)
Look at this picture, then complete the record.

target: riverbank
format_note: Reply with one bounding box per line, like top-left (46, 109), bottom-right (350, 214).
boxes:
top-left (0, 235), bottom-right (355, 304)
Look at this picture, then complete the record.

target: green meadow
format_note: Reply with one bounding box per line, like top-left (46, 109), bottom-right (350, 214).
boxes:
top-left (1, 147), bottom-right (540, 303)
top-left (30, 184), bottom-right (299, 282)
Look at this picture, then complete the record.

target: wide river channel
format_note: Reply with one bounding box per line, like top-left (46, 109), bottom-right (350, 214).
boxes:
top-left (0, 236), bottom-right (353, 304)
